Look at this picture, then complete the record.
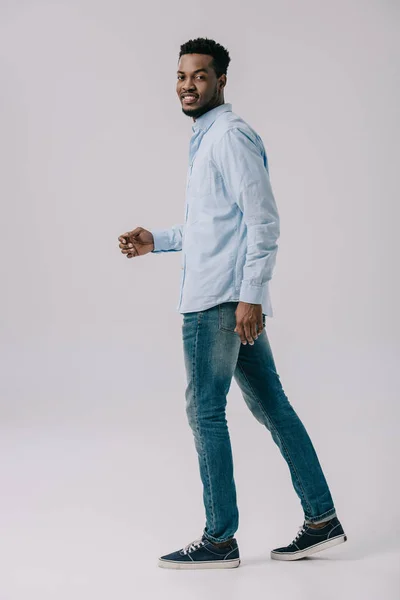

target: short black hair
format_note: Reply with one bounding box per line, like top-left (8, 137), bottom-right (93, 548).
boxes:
top-left (178, 37), bottom-right (231, 78)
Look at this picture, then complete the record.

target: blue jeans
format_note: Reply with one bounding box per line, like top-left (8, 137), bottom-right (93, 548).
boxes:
top-left (182, 301), bottom-right (337, 544)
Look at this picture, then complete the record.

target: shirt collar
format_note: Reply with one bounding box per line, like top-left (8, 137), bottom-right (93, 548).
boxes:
top-left (191, 102), bottom-right (232, 133)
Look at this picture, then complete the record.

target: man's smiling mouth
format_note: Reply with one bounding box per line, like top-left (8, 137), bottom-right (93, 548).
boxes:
top-left (182, 94), bottom-right (199, 104)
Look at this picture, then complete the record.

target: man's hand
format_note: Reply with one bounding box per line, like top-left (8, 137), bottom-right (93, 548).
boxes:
top-left (118, 227), bottom-right (154, 258)
top-left (234, 302), bottom-right (264, 345)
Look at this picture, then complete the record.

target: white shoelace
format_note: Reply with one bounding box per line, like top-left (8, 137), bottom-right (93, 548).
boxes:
top-left (292, 523), bottom-right (306, 544)
top-left (182, 537), bottom-right (205, 555)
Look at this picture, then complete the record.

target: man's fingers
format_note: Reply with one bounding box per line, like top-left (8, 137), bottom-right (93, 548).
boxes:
top-left (244, 323), bottom-right (255, 345)
top-left (234, 324), bottom-right (247, 345)
top-left (118, 233), bottom-right (130, 243)
top-left (119, 229), bottom-right (142, 258)
top-left (235, 322), bottom-right (258, 345)
top-left (119, 227), bottom-right (142, 243)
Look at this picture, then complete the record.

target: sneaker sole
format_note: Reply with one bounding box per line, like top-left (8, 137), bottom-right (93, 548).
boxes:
top-left (270, 534), bottom-right (347, 561)
top-left (158, 558), bottom-right (241, 569)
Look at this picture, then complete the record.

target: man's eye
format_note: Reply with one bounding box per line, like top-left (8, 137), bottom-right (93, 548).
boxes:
top-left (177, 75), bottom-right (205, 80)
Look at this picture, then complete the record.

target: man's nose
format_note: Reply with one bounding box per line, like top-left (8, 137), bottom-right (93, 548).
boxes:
top-left (181, 81), bottom-right (196, 91)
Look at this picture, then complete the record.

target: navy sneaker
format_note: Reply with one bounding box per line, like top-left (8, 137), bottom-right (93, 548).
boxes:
top-left (158, 534), bottom-right (240, 569)
top-left (271, 516), bottom-right (347, 561)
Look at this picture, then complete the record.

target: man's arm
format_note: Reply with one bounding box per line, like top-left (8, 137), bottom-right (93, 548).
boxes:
top-left (213, 127), bottom-right (280, 304)
top-left (150, 224), bottom-right (184, 253)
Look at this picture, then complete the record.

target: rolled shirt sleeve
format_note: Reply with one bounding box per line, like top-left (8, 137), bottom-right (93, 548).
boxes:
top-left (150, 224), bottom-right (184, 253)
top-left (213, 127), bottom-right (280, 305)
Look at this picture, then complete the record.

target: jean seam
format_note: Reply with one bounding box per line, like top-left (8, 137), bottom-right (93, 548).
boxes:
top-left (236, 361), bottom-right (313, 515)
top-left (191, 311), bottom-right (216, 534)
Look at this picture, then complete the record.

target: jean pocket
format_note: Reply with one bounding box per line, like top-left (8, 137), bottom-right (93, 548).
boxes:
top-left (218, 302), bottom-right (240, 333)
top-left (218, 303), bottom-right (266, 334)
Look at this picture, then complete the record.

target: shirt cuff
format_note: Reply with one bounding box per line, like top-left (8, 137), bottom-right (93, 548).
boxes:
top-left (239, 281), bottom-right (268, 305)
top-left (150, 229), bottom-right (172, 252)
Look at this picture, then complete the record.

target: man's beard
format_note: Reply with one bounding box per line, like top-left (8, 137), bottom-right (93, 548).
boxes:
top-left (182, 88), bottom-right (220, 119)
top-left (182, 104), bottom-right (208, 119)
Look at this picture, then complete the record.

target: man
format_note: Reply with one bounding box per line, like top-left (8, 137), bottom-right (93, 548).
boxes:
top-left (118, 37), bottom-right (347, 569)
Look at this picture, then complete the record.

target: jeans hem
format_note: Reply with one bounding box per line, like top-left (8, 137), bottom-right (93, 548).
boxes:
top-left (304, 508), bottom-right (337, 524)
top-left (203, 530), bottom-right (235, 544)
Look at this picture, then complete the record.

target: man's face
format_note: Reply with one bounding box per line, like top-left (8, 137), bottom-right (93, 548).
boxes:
top-left (177, 53), bottom-right (226, 119)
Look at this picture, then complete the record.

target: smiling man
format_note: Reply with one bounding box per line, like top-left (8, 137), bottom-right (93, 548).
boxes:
top-left (118, 37), bottom-right (347, 569)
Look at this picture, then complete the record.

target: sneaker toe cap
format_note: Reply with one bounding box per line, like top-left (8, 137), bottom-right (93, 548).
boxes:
top-left (271, 545), bottom-right (293, 553)
top-left (159, 550), bottom-right (191, 562)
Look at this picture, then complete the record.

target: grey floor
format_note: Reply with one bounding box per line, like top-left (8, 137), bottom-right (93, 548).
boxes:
top-left (1, 421), bottom-right (398, 600)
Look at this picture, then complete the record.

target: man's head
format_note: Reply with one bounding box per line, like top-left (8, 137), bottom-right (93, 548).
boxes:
top-left (177, 37), bottom-right (231, 120)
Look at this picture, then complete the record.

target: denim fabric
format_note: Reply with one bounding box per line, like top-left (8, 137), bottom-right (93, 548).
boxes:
top-left (182, 301), bottom-right (336, 543)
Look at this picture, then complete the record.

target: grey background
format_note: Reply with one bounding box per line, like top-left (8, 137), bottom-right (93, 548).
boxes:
top-left (0, 1), bottom-right (399, 598)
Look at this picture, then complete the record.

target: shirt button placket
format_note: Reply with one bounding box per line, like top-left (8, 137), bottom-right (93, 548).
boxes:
top-left (178, 128), bottom-right (203, 310)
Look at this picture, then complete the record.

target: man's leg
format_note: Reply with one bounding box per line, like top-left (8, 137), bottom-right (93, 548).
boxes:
top-left (182, 303), bottom-right (242, 543)
top-left (230, 306), bottom-right (336, 524)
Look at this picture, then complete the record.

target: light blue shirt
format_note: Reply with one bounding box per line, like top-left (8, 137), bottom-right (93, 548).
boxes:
top-left (150, 102), bottom-right (280, 317)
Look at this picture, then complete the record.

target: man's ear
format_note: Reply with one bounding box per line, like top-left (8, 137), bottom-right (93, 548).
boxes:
top-left (219, 74), bottom-right (227, 91)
